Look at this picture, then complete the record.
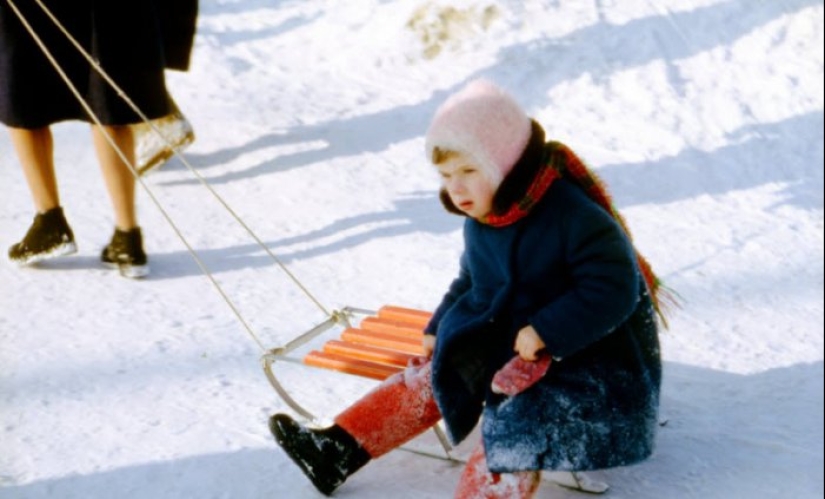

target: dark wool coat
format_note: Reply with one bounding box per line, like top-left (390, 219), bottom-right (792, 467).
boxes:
top-left (0, 0), bottom-right (197, 128)
top-left (425, 161), bottom-right (661, 473)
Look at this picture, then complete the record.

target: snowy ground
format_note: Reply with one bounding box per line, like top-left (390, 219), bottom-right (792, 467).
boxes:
top-left (1, 0), bottom-right (823, 498)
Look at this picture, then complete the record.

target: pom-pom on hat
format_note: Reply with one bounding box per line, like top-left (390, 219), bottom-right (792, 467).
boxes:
top-left (425, 79), bottom-right (532, 188)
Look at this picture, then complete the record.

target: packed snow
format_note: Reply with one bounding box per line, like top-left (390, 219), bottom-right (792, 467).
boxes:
top-left (1, 0), bottom-right (822, 498)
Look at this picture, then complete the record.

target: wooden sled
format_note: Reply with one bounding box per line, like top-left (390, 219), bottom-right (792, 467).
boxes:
top-left (261, 305), bottom-right (609, 494)
top-left (261, 305), bottom-right (455, 461)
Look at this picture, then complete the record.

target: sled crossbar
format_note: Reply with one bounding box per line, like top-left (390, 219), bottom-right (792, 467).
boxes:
top-left (303, 306), bottom-right (431, 380)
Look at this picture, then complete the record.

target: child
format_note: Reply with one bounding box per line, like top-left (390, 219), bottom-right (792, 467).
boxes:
top-left (269, 78), bottom-right (666, 498)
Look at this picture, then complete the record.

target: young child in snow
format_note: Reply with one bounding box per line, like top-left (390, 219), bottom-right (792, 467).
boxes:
top-left (269, 78), bottom-right (666, 498)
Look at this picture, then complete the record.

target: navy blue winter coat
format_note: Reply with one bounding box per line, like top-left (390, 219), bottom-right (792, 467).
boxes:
top-left (425, 168), bottom-right (661, 473)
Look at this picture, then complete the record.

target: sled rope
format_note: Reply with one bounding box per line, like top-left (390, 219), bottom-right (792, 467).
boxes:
top-left (8, 0), bottom-right (332, 351)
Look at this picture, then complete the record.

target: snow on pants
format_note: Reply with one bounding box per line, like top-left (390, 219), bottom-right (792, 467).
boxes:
top-left (334, 359), bottom-right (541, 499)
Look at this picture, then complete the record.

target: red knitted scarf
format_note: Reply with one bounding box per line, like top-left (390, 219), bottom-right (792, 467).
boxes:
top-left (481, 158), bottom-right (561, 228)
top-left (481, 141), bottom-right (675, 327)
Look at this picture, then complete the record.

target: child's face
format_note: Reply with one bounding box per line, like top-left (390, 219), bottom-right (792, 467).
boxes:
top-left (436, 152), bottom-right (496, 219)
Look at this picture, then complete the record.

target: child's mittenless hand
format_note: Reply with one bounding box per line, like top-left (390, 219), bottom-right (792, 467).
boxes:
top-left (422, 334), bottom-right (436, 358)
top-left (514, 325), bottom-right (545, 361)
top-left (404, 335), bottom-right (435, 376)
top-left (491, 326), bottom-right (551, 396)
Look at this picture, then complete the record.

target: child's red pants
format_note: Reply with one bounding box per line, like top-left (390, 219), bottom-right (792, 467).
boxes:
top-left (334, 359), bottom-right (540, 499)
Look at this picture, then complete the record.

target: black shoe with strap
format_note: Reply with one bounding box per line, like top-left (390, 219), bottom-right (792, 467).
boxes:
top-left (8, 207), bottom-right (77, 266)
top-left (101, 227), bottom-right (150, 278)
top-left (268, 413), bottom-right (371, 496)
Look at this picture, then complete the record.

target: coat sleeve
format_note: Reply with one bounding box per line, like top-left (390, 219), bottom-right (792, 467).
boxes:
top-left (529, 197), bottom-right (640, 359)
top-left (425, 251), bottom-right (472, 335)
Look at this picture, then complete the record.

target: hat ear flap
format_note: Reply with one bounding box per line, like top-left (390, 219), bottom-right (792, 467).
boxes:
top-left (491, 120), bottom-right (547, 215)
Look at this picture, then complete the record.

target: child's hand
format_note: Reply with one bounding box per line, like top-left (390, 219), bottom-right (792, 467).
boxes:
top-left (422, 334), bottom-right (436, 358)
top-left (514, 325), bottom-right (546, 361)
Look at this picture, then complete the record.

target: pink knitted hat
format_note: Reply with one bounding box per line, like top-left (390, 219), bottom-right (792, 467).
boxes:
top-left (425, 79), bottom-right (532, 187)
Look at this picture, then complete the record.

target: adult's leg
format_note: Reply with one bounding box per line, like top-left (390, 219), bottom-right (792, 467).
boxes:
top-left (8, 126), bottom-right (59, 212)
top-left (7, 126), bottom-right (77, 265)
top-left (92, 124), bottom-right (149, 277)
top-left (91, 124), bottom-right (136, 230)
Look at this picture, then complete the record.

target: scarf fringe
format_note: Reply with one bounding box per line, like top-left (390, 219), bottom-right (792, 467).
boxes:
top-left (550, 142), bottom-right (678, 329)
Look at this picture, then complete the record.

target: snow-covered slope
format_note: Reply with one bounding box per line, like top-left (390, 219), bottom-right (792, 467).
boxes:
top-left (1, 1), bottom-right (822, 497)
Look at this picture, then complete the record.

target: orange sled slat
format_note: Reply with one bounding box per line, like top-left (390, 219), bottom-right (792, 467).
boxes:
top-left (377, 305), bottom-right (433, 328)
top-left (360, 317), bottom-right (425, 339)
top-left (304, 351), bottom-right (402, 381)
top-left (341, 328), bottom-right (425, 355)
top-left (323, 340), bottom-right (417, 367)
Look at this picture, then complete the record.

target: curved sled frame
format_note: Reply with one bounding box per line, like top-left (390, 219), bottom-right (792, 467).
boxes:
top-left (260, 306), bottom-right (457, 462)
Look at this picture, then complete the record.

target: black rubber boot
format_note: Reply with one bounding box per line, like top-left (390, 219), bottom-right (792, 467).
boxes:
top-left (268, 413), bottom-right (371, 496)
top-left (100, 227), bottom-right (149, 278)
top-left (8, 207), bottom-right (77, 265)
